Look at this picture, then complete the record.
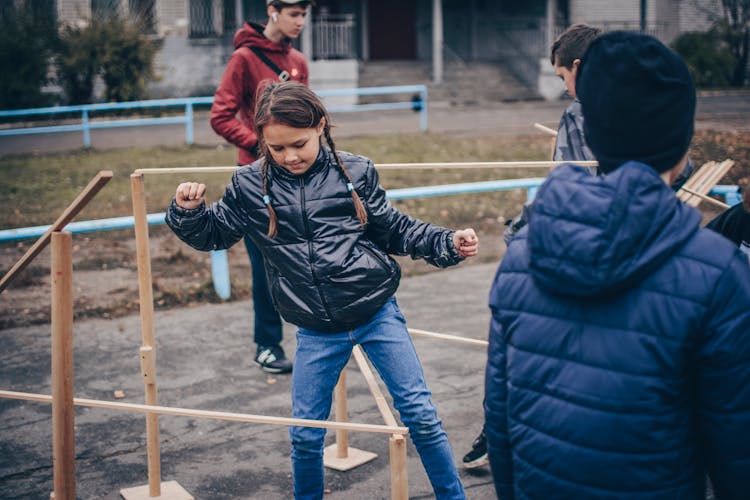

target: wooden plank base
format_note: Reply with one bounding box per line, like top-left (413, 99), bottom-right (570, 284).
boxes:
top-left (323, 444), bottom-right (378, 471)
top-left (120, 480), bottom-right (194, 499)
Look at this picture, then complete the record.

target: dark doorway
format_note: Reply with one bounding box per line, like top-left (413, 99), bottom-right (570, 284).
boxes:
top-left (368, 0), bottom-right (417, 59)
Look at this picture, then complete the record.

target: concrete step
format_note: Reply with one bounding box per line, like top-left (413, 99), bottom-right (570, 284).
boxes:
top-left (358, 60), bottom-right (540, 106)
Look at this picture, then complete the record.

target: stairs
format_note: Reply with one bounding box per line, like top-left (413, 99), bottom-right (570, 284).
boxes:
top-left (358, 60), bottom-right (541, 106)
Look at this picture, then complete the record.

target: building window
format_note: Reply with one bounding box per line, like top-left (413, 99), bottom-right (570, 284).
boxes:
top-left (189, 0), bottom-right (215, 38)
top-left (92, 0), bottom-right (120, 19)
top-left (223, 0), bottom-right (237, 34)
top-left (129, 0), bottom-right (155, 33)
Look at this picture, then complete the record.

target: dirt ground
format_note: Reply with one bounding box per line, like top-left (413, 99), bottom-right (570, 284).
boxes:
top-left (0, 222), bottom-right (510, 330)
top-left (1, 125), bottom-right (748, 330)
top-left (0, 193), bottom-right (732, 331)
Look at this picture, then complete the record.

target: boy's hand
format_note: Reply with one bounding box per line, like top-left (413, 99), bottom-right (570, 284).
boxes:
top-left (175, 182), bottom-right (207, 210)
top-left (453, 229), bottom-right (478, 258)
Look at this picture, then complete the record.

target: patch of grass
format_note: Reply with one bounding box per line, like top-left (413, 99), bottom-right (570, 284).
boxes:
top-left (0, 133), bottom-right (551, 229)
top-left (2, 129), bottom-right (748, 328)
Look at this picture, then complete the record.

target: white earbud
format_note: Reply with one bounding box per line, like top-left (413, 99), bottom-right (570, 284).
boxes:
top-left (271, 12), bottom-right (279, 23)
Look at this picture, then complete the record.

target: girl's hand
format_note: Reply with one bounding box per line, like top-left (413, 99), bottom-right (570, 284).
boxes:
top-left (453, 228), bottom-right (478, 258)
top-left (175, 182), bottom-right (207, 210)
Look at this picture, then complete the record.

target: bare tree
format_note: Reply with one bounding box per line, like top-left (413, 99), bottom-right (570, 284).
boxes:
top-left (718, 0), bottom-right (750, 85)
top-left (692, 0), bottom-right (750, 85)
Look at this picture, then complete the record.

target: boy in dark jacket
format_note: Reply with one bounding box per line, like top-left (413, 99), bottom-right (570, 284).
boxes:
top-left (485, 32), bottom-right (750, 499)
top-left (210, 0), bottom-right (312, 374)
top-left (464, 23), bottom-right (602, 470)
top-left (706, 187), bottom-right (750, 262)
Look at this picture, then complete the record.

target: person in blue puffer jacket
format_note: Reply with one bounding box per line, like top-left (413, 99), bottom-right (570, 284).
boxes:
top-left (484, 32), bottom-right (750, 499)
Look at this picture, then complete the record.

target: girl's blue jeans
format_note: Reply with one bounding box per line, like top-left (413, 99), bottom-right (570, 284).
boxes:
top-left (289, 297), bottom-right (465, 500)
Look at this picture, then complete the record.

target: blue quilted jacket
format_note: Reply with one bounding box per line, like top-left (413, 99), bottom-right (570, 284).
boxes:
top-left (485, 162), bottom-right (750, 499)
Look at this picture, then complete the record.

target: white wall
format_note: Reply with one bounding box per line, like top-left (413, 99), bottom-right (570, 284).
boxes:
top-left (157, 0), bottom-right (189, 37)
top-left (149, 36), bottom-right (229, 98)
top-left (310, 60), bottom-right (359, 107)
top-left (57, 0), bottom-right (89, 25)
top-left (570, 0), bottom-right (642, 24)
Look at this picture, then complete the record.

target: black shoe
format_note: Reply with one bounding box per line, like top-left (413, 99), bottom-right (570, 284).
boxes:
top-left (254, 345), bottom-right (293, 374)
top-left (462, 429), bottom-right (489, 469)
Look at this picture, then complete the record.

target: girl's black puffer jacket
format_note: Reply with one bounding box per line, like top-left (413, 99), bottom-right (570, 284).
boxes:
top-left (166, 149), bottom-right (462, 332)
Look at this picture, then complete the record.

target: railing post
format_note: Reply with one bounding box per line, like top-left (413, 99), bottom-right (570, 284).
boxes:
top-left (725, 189), bottom-right (742, 206)
top-left (82, 109), bottom-right (91, 148)
top-left (527, 186), bottom-right (539, 202)
top-left (420, 87), bottom-right (428, 131)
top-left (210, 250), bottom-right (231, 300)
top-left (51, 231), bottom-right (76, 500)
top-left (185, 102), bottom-right (194, 145)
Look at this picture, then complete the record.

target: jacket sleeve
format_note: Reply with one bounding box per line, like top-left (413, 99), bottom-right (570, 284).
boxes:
top-left (503, 201), bottom-right (533, 247)
top-left (485, 308), bottom-right (514, 500)
top-left (553, 102), bottom-right (596, 163)
top-left (695, 254), bottom-right (750, 498)
top-left (165, 174), bottom-right (250, 251)
top-left (361, 160), bottom-right (462, 268)
top-left (552, 111), bottom-right (570, 162)
top-left (210, 50), bottom-right (259, 152)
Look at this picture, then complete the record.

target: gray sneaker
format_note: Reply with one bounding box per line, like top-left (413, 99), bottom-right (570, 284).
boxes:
top-left (254, 345), bottom-right (293, 374)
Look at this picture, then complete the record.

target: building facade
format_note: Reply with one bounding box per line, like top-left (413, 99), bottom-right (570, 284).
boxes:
top-left (51, 0), bottom-right (722, 100)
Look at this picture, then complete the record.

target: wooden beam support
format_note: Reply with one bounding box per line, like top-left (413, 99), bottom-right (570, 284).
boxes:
top-left (130, 173), bottom-right (161, 497)
top-left (0, 390), bottom-right (408, 434)
top-left (51, 232), bottom-right (76, 500)
top-left (0, 171), bottom-right (112, 293)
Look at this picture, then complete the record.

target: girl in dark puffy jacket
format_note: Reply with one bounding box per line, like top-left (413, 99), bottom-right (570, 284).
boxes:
top-left (166, 81), bottom-right (477, 499)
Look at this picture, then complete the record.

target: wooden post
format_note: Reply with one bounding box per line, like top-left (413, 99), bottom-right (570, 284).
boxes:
top-left (323, 362), bottom-right (377, 471)
top-left (389, 435), bottom-right (408, 500)
top-left (334, 371), bottom-right (349, 458)
top-left (122, 174), bottom-right (194, 500)
top-left (130, 173), bottom-right (161, 497)
top-left (51, 232), bottom-right (76, 500)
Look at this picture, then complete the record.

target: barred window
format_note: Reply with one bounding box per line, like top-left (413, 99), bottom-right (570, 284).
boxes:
top-left (92, 0), bottom-right (120, 19)
top-left (223, 0), bottom-right (237, 34)
top-left (190, 0), bottom-right (215, 38)
top-left (129, 0), bottom-right (155, 33)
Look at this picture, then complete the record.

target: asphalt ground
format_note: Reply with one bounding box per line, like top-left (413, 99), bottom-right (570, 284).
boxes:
top-left (1, 93), bottom-right (747, 498)
top-left (0, 262), bottom-right (498, 499)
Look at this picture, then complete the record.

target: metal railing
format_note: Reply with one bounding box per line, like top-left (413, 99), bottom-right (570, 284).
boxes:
top-left (0, 97), bottom-right (212, 148)
top-left (495, 17), bottom-right (546, 89)
top-left (313, 13), bottom-right (357, 60)
top-left (0, 85), bottom-right (428, 148)
top-left (1, 173), bottom-right (738, 300)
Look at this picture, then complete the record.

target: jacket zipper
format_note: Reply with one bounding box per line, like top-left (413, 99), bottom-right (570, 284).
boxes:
top-left (299, 177), bottom-right (333, 319)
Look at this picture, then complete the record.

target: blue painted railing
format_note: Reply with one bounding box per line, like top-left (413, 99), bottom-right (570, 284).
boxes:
top-left (0, 85), bottom-right (428, 148)
top-left (0, 181), bottom-right (740, 300)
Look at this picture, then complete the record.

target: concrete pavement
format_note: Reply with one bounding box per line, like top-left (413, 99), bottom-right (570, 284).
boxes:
top-left (0, 261), bottom-right (498, 499)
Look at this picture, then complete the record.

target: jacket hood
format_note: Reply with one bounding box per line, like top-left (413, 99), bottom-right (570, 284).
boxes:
top-left (527, 162), bottom-right (700, 297)
top-left (233, 22), bottom-right (291, 53)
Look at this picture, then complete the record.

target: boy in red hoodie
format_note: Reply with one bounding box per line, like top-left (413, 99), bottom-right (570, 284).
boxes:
top-left (210, 0), bottom-right (313, 374)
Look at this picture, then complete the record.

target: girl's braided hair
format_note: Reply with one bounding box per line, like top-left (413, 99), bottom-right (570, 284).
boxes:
top-left (254, 80), bottom-right (368, 238)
